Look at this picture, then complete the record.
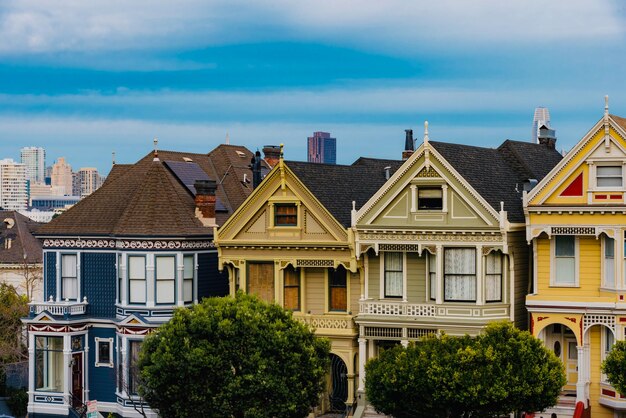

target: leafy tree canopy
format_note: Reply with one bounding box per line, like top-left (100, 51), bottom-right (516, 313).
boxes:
top-left (602, 340), bottom-right (626, 396)
top-left (138, 292), bottom-right (330, 418)
top-left (0, 283), bottom-right (29, 363)
top-left (365, 322), bottom-right (565, 418)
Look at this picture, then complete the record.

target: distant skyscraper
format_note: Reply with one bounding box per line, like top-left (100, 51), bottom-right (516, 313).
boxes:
top-left (532, 107), bottom-right (551, 143)
top-left (51, 157), bottom-right (73, 196)
top-left (0, 158), bottom-right (28, 210)
top-left (20, 146), bottom-right (46, 184)
top-left (307, 131), bottom-right (336, 164)
top-left (78, 167), bottom-right (104, 197)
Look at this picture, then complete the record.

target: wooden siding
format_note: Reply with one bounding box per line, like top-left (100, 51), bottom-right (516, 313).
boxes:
top-left (305, 268), bottom-right (326, 315)
top-left (407, 252), bottom-right (426, 302)
top-left (508, 230), bottom-right (529, 329)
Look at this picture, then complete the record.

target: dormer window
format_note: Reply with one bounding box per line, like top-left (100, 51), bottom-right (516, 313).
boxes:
top-left (597, 166), bottom-right (622, 188)
top-left (418, 188), bottom-right (443, 210)
top-left (274, 204), bottom-right (297, 226)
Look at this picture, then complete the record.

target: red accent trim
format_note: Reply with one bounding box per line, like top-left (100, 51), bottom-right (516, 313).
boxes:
top-left (603, 389), bottom-right (616, 397)
top-left (530, 315), bottom-right (534, 335)
top-left (596, 194), bottom-right (608, 199)
top-left (565, 316), bottom-right (577, 324)
top-left (621, 295), bottom-right (625, 301)
top-left (610, 194), bottom-right (622, 200)
top-left (621, 394), bottom-right (626, 399)
top-left (537, 316), bottom-right (549, 322)
top-left (560, 173), bottom-right (584, 196)
top-left (620, 317), bottom-right (626, 323)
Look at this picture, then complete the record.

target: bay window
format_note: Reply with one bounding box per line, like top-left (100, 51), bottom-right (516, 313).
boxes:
top-left (444, 248), bottom-right (476, 302)
top-left (117, 253), bottom-right (123, 303)
top-left (35, 336), bottom-right (64, 392)
top-left (383, 252), bottom-right (403, 298)
top-left (61, 254), bottom-right (78, 300)
top-left (485, 251), bottom-right (502, 302)
top-left (183, 255), bottom-right (194, 303)
top-left (128, 256), bottom-right (146, 304)
top-left (554, 236), bottom-right (576, 285)
top-left (604, 236), bottom-right (615, 288)
top-left (155, 256), bottom-right (176, 304)
top-left (428, 252), bottom-right (436, 301)
top-left (128, 340), bottom-right (143, 395)
top-left (283, 266), bottom-right (300, 311)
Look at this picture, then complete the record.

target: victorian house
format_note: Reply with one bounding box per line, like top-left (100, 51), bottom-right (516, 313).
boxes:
top-left (215, 147), bottom-right (402, 415)
top-left (351, 125), bottom-right (562, 417)
top-left (23, 144), bottom-right (267, 418)
top-left (525, 102), bottom-right (626, 417)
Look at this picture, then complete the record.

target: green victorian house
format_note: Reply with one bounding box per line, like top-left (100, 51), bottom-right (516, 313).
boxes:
top-left (351, 123), bottom-right (563, 417)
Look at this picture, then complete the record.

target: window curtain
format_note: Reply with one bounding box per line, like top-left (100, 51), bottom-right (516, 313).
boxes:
top-left (444, 248), bottom-right (476, 301)
top-left (485, 252), bottom-right (502, 302)
top-left (384, 252), bottom-right (403, 297)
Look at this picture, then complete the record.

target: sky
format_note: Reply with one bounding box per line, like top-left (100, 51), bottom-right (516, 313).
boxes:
top-left (1, 0), bottom-right (626, 176)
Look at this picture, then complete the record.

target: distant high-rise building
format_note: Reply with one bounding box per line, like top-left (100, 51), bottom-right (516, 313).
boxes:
top-left (51, 157), bottom-right (73, 196)
top-left (307, 131), bottom-right (336, 164)
top-left (532, 107), bottom-right (552, 143)
top-left (0, 159), bottom-right (28, 210)
top-left (78, 167), bottom-right (104, 197)
top-left (20, 146), bottom-right (46, 184)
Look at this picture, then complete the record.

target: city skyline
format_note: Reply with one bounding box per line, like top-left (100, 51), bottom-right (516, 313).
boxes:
top-left (0, 1), bottom-right (625, 174)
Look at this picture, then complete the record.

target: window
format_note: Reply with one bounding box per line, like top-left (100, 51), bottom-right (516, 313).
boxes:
top-left (329, 266), bottom-right (347, 311)
top-left (95, 338), bottom-right (114, 368)
top-left (444, 248), bottom-right (476, 301)
top-left (485, 251), bottom-right (503, 302)
top-left (554, 236), bottom-right (576, 285)
top-left (428, 253), bottom-right (436, 301)
top-left (117, 254), bottom-right (123, 303)
top-left (61, 254), bottom-right (78, 300)
top-left (603, 328), bottom-right (615, 382)
top-left (604, 236), bottom-right (615, 288)
top-left (183, 255), bottom-right (194, 303)
top-left (418, 188), bottom-right (443, 210)
top-left (128, 340), bottom-right (143, 395)
top-left (597, 166), bottom-right (622, 188)
top-left (384, 252), bottom-right (403, 298)
top-left (35, 336), bottom-right (64, 392)
top-left (283, 266), bottom-right (300, 311)
top-left (275, 204), bottom-right (297, 226)
top-left (155, 256), bottom-right (175, 304)
top-left (128, 256), bottom-right (146, 304)
top-left (568, 341), bottom-right (578, 361)
top-left (248, 262), bottom-right (275, 303)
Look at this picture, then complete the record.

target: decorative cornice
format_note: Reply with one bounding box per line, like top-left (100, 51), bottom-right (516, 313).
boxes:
top-left (42, 238), bottom-right (215, 250)
top-left (28, 323), bottom-right (89, 333)
top-left (359, 232), bottom-right (502, 243)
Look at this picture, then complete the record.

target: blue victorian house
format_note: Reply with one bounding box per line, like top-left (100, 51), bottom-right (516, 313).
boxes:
top-left (23, 144), bottom-right (271, 417)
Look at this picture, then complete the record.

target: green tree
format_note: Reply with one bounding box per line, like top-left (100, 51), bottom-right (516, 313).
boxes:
top-left (602, 340), bottom-right (626, 395)
top-left (365, 322), bottom-right (565, 418)
top-left (138, 292), bottom-right (330, 418)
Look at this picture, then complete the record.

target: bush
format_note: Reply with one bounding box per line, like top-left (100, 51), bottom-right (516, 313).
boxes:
top-left (6, 387), bottom-right (28, 418)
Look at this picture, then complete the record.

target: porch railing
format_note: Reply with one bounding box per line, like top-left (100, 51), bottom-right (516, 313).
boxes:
top-left (29, 296), bottom-right (88, 316)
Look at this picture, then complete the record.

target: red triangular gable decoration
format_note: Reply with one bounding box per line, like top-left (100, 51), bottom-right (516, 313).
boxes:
top-left (560, 173), bottom-right (583, 197)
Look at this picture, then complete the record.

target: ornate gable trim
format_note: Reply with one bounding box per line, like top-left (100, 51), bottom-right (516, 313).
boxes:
top-left (42, 238), bottom-right (214, 250)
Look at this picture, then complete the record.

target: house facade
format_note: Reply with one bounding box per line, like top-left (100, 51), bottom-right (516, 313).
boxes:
top-left (216, 148), bottom-right (402, 415)
top-left (352, 124), bottom-right (562, 417)
top-left (525, 107), bottom-right (626, 417)
top-left (23, 145), bottom-right (264, 418)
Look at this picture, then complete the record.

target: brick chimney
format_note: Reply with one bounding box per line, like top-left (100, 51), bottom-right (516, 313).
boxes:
top-left (194, 179), bottom-right (217, 227)
top-left (402, 129), bottom-right (414, 160)
top-left (263, 145), bottom-right (281, 168)
top-left (538, 125), bottom-right (557, 149)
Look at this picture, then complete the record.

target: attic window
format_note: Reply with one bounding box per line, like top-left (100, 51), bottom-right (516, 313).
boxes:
top-left (275, 204), bottom-right (297, 226)
top-left (418, 188), bottom-right (443, 210)
top-left (235, 150), bottom-right (246, 158)
top-left (597, 166), bottom-right (622, 188)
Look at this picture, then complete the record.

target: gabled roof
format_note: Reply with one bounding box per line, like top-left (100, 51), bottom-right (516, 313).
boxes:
top-left (36, 144), bottom-right (266, 238)
top-left (0, 211), bottom-right (42, 264)
top-left (429, 140), bottom-right (562, 223)
top-left (286, 158), bottom-right (404, 227)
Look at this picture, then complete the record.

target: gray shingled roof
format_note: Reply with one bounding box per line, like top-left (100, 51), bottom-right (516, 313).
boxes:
top-left (286, 158), bottom-right (404, 227)
top-left (0, 211), bottom-right (43, 264)
top-left (430, 140), bottom-right (562, 223)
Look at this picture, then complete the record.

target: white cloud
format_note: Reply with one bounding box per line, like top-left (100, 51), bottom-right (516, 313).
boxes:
top-left (0, 0), bottom-right (622, 55)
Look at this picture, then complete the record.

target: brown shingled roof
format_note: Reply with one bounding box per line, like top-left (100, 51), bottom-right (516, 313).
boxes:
top-left (611, 114), bottom-right (626, 132)
top-left (0, 211), bottom-right (43, 264)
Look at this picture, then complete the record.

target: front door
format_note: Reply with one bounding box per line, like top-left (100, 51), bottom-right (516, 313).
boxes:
top-left (565, 338), bottom-right (578, 389)
top-left (71, 352), bottom-right (83, 408)
top-left (329, 354), bottom-right (348, 412)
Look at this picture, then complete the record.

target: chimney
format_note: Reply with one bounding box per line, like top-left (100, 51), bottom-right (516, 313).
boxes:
top-left (194, 179), bottom-right (217, 227)
top-left (538, 125), bottom-right (557, 149)
top-left (263, 145), bottom-right (281, 168)
top-left (402, 129), bottom-right (414, 160)
top-left (384, 166), bottom-right (391, 180)
top-left (251, 150), bottom-right (262, 189)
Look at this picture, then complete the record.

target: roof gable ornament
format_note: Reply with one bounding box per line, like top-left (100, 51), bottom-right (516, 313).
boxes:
top-left (112, 151), bottom-right (116, 166)
top-left (423, 120), bottom-right (431, 168)
top-left (153, 137), bottom-right (159, 161)
top-left (279, 143), bottom-right (286, 191)
top-left (604, 95), bottom-right (610, 152)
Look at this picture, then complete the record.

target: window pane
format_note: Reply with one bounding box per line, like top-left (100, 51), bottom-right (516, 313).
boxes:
top-left (486, 274), bottom-right (501, 301)
top-left (485, 253), bottom-right (502, 274)
top-left (35, 337), bottom-right (64, 393)
top-left (444, 275), bottom-right (476, 301)
top-left (61, 254), bottom-right (77, 277)
top-left (444, 248), bottom-right (476, 274)
top-left (130, 280), bottom-right (146, 303)
top-left (555, 258), bottom-right (575, 284)
top-left (183, 255), bottom-right (194, 279)
top-left (384, 253), bottom-right (403, 297)
top-left (275, 204), bottom-right (297, 226)
top-left (99, 341), bottom-right (111, 364)
top-left (156, 256), bottom-right (175, 280)
top-left (129, 341), bottom-right (143, 395)
top-left (555, 236), bottom-right (574, 257)
top-left (597, 166), bottom-right (622, 176)
top-left (605, 236), bottom-right (615, 287)
top-left (418, 188), bottom-right (443, 210)
top-left (128, 256), bottom-right (145, 280)
top-left (156, 280), bottom-right (175, 304)
top-left (329, 267), bottom-right (347, 311)
top-left (598, 177), bottom-right (622, 187)
top-left (62, 277), bottom-right (77, 300)
top-left (183, 279), bottom-right (193, 303)
top-left (428, 253), bottom-right (437, 300)
top-left (418, 188), bottom-right (442, 198)
top-left (605, 236), bottom-right (615, 257)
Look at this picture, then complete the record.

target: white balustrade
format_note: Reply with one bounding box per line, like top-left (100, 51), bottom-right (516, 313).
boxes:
top-left (359, 300), bottom-right (437, 317)
top-left (29, 296), bottom-right (88, 316)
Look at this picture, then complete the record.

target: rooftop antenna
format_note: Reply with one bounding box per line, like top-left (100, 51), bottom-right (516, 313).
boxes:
top-left (112, 151), bottom-right (116, 166)
top-left (153, 137), bottom-right (159, 161)
top-left (424, 120), bottom-right (429, 144)
top-left (226, 132), bottom-right (230, 145)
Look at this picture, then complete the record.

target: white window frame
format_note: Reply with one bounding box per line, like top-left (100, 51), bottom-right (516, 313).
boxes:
top-left (485, 251), bottom-right (503, 303)
top-left (379, 252), bottom-right (406, 299)
top-left (550, 235), bottom-right (579, 287)
top-left (443, 247), bottom-right (477, 302)
top-left (155, 255), bottom-right (176, 305)
top-left (95, 337), bottom-right (114, 368)
top-left (60, 253), bottom-right (78, 301)
top-left (183, 254), bottom-right (194, 304)
top-left (427, 252), bottom-right (436, 301)
top-left (595, 164), bottom-right (623, 189)
top-left (128, 255), bottom-right (147, 304)
top-left (603, 235), bottom-right (615, 289)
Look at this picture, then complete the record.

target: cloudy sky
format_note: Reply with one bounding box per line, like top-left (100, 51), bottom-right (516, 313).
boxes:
top-left (1, 0), bottom-right (625, 174)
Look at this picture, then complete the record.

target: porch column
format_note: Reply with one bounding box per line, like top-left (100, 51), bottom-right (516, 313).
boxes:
top-left (358, 337), bottom-right (366, 393)
top-left (176, 253), bottom-right (184, 306)
top-left (576, 345), bottom-right (587, 406)
top-left (436, 245), bottom-right (443, 304)
top-left (27, 332), bottom-right (35, 408)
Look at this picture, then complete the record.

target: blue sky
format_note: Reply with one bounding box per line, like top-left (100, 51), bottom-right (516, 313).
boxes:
top-left (1, 0), bottom-right (625, 175)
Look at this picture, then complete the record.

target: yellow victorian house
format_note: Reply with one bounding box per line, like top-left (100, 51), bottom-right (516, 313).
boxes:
top-left (525, 100), bottom-right (626, 418)
top-left (215, 147), bottom-right (402, 415)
